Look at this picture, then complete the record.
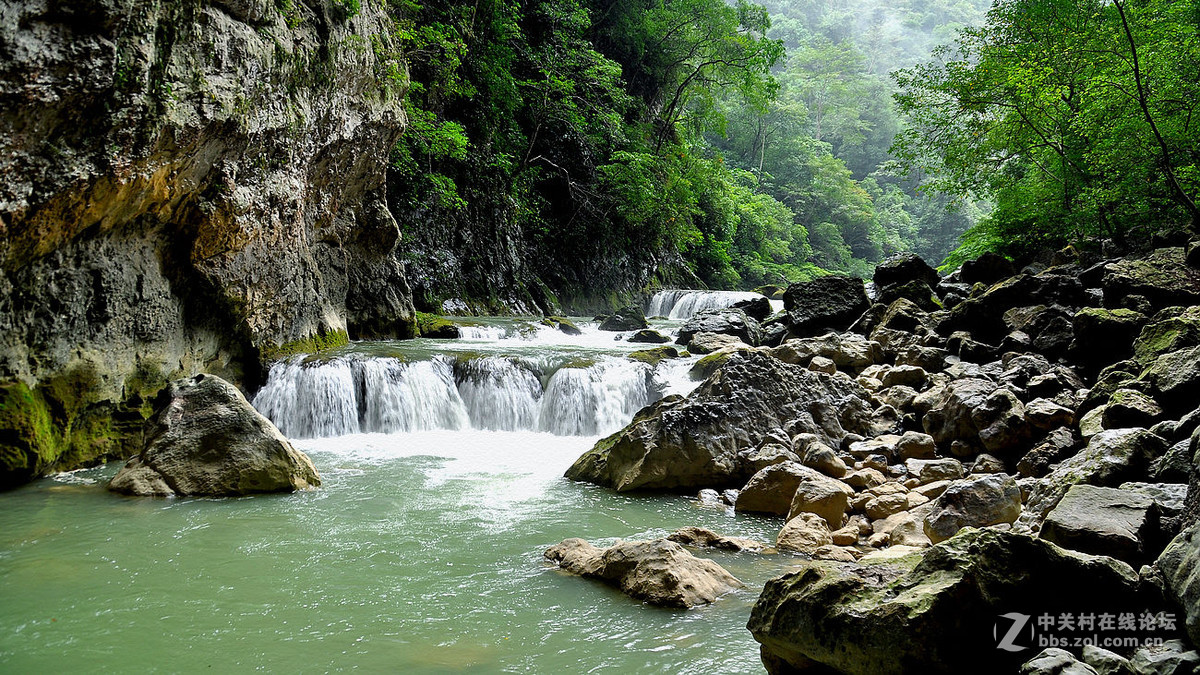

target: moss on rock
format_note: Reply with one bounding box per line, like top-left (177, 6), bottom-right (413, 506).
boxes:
top-left (262, 329), bottom-right (351, 361)
top-left (415, 312), bottom-right (461, 339)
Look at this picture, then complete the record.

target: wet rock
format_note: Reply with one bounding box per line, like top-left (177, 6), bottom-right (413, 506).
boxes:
top-left (599, 306), bottom-right (650, 331)
top-left (109, 375), bottom-right (320, 497)
top-left (1040, 485), bottom-right (1159, 564)
top-left (749, 528), bottom-right (1150, 675)
top-left (731, 297), bottom-right (772, 321)
top-left (544, 538), bottom-right (743, 608)
top-left (776, 513), bottom-right (834, 554)
top-left (628, 346), bottom-right (679, 366)
top-left (924, 474), bottom-right (1022, 543)
top-left (783, 276), bottom-right (871, 337)
top-left (676, 308), bottom-right (761, 347)
top-left (684, 332), bottom-right (747, 354)
top-left (667, 527), bottom-right (764, 553)
top-left (566, 352), bottom-right (871, 491)
top-left (627, 329), bottom-right (671, 344)
top-left (543, 316), bottom-right (583, 336)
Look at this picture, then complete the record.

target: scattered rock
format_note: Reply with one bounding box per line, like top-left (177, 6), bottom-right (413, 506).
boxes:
top-left (544, 538), bottom-right (743, 608)
top-left (109, 375), bottom-right (321, 497)
top-left (666, 527), bottom-right (764, 553)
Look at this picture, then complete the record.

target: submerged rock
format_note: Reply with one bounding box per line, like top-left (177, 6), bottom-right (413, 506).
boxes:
top-left (565, 351), bottom-right (871, 491)
top-left (748, 528), bottom-right (1155, 675)
top-left (666, 526), bottom-right (765, 553)
top-left (109, 374), bottom-right (320, 497)
top-left (544, 538), bottom-right (743, 608)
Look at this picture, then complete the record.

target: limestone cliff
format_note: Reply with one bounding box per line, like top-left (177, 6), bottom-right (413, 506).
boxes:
top-left (0, 0), bottom-right (414, 486)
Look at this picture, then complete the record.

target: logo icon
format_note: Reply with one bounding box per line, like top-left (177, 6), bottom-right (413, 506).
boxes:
top-left (995, 613), bottom-right (1033, 652)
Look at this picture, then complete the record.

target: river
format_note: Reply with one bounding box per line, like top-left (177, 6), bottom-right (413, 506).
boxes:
top-left (0, 292), bottom-right (791, 673)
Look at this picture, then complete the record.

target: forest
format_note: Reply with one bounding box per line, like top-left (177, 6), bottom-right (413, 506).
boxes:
top-left (379, 0), bottom-right (1200, 294)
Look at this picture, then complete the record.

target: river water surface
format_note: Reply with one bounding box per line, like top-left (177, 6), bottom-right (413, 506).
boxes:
top-left (0, 292), bottom-right (792, 673)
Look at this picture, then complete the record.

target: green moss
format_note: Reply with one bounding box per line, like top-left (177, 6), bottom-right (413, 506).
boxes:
top-left (629, 346), bottom-right (680, 366)
top-left (262, 329), bottom-right (351, 361)
top-left (0, 383), bottom-right (58, 487)
top-left (414, 312), bottom-right (461, 339)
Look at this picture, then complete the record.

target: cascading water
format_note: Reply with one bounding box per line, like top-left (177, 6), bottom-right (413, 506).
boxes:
top-left (646, 289), bottom-right (765, 319)
top-left (253, 353), bottom-right (658, 439)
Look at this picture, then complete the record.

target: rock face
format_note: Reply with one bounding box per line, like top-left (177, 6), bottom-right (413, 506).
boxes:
top-left (108, 375), bottom-right (320, 496)
top-left (565, 351), bottom-right (871, 491)
top-left (543, 538), bottom-right (743, 608)
top-left (748, 528), bottom-right (1154, 675)
top-left (0, 0), bottom-right (415, 486)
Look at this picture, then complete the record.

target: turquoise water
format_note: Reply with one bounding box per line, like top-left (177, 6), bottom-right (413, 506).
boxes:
top-left (0, 317), bottom-right (794, 673)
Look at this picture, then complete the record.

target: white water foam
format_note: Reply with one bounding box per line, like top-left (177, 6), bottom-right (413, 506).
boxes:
top-left (646, 290), bottom-right (764, 319)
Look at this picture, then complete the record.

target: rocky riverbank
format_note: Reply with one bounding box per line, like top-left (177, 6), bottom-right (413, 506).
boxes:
top-left (562, 245), bottom-right (1200, 673)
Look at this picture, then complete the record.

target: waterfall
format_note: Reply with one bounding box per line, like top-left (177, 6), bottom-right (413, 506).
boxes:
top-left (253, 354), bottom-right (656, 439)
top-left (646, 290), bottom-right (764, 319)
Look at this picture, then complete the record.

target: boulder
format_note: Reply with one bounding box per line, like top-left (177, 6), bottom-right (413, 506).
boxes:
top-left (627, 328), bottom-right (671, 344)
top-left (1143, 345), bottom-right (1200, 412)
top-left (748, 528), bottom-right (1152, 675)
top-left (598, 306), bottom-right (649, 331)
top-left (921, 378), bottom-right (998, 453)
top-left (877, 280), bottom-right (940, 312)
top-left (1021, 649), bottom-right (1099, 675)
top-left (684, 332), bottom-right (746, 355)
top-left (1080, 645), bottom-right (1133, 675)
top-left (735, 462), bottom-right (832, 516)
top-left (873, 252), bottom-right (940, 289)
top-left (800, 441), bottom-right (848, 478)
top-left (905, 458), bottom-right (964, 485)
top-left (787, 476), bottom-right (856, 528)
top-left (542, 316), bottom-right (583, 336)
top-left (544, 538), bottom-right (743, 608)
top-left (676, 308), bottom-right (761, 347)
top-left (1019, 428), bottom-right (1168, 530)
top-left (738, 444), bottom-right (802, 475)
top-left (1157, 524), bottom-right (1200, 647)
top-left (731, 296), bottom-right (773, 321)
top-left (1129, 640), bottom-right (1200, 675)
top-left (1103, 389), bottom-right (1165, 428)
top-left (924, 474), bottom-right (1022, 543)
top-left (1101, 247), bottom-right (1200, 310)
top-left (108, 375), bottom-right (320, 497)
top-left (1132, 306), bottom-right (1200, 366)
top-left (776, 513), bottom-right (834, 554)
top-left (1070, 308), bottom-right (1147, 371)
top-left (783, 276), bottom-right (871, 336)
top-left (960, 252), bottom-right (1015, 285)
top-left (566, 352), bottom-right (872, 491)
top-left (769, 332), bottom-right (883, 372)
top-left (1040, 485), bottom-right (1159, 564)
top-left (628, 346), bottom-right (679, 366)
top-left (666, 526), bottom-right (764, 553)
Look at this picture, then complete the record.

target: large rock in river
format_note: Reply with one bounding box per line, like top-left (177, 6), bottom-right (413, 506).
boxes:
top-left (748, 528), bottom-right (1156, 675)
top-left (783, 276), bottom-right (871, 336)
top-left (565, 351), bottom-right (871, 491)
top-left (109, 374), bottom-right (320, 497)
top-left (544, 538), bottom-right (743, 608)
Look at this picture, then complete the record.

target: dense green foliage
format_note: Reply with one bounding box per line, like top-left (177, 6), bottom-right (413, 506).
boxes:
top-left (895, 0), bottom-right (1200, 261)
top-left (381, 0), bottom-right (992, 293)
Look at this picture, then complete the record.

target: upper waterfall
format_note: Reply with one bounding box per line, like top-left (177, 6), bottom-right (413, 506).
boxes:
top-left (646, 290), bottom-right (766, 319)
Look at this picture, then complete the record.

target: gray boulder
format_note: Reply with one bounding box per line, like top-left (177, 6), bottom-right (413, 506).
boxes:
top-left (1021, 649), bottom-right (1099, 675)
top-left (565, 351), bottom-right (871, 491)
top-left (1157, 524), bottom-right (1200, 647)
top-left (924, 474), bottom-right (1022, 543)
top-left (1040, 485), bottom-right (1159, 564)
top-left (544, 538), bottom-right (742, 608)
top-left (735, 462), bottom-right (831, 516)
top-left (783, 276), bottom-right (871, 337)
top-left (676, 308), bottom-right (761, 347)
top-left (109, 374), bottom-right (320, 497)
